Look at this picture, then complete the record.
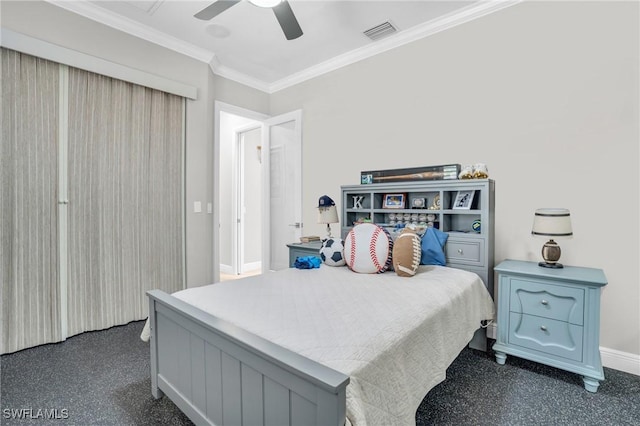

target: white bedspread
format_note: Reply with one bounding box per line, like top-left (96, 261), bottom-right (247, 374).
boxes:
top-left (149, 265), bottom-right (494, 426)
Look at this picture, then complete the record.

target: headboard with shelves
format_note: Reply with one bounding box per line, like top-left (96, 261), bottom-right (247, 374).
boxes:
top-left (341, 179), bottom-right (495, 296)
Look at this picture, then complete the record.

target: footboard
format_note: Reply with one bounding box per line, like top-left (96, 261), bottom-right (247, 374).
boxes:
top-left (147, 290), bottom-right (350, 426)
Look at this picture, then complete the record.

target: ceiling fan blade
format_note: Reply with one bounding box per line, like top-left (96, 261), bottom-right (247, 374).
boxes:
top-left (272, 1), bottom-right (303, 40)
top-left (194, 0), bottom-right (241, 20)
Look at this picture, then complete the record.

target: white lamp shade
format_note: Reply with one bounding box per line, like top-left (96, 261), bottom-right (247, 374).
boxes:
top-left (318, 205), bottom-right (339, 224)
top-left (531, 208), bottom-right (573, 239)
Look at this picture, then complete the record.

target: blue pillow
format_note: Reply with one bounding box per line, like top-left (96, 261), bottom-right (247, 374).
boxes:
top-left (420, 227), bottom-right (448, 266)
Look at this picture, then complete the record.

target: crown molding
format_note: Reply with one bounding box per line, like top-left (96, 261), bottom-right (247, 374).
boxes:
top-left (266, 0), bottom-right (522, 93)
top-left (208, 56), bottom-right (272, 93)
top-left (46, 0), bottom-right (521, 95)
top-left (45, 0), bottom-right (214, 63)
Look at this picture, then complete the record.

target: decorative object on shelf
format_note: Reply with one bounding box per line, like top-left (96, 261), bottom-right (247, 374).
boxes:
top-left (426, 213), bottom-right (436, 228)
top-left (531, 208), bottom-right (573, 268)
top-left (472, 219), bottom-right (481, 233)
top-left (352, 195), bottom-right (364, 209)
top-left (452, 190), bottom-right (475, 210)
top-left (382, 193), bottom-right (406, 209)
top-left (459, 165), bottom-right (474, 179)
top-left (430, 194), bottom-right (441, 210)
top-left (317, 195), bottom-right (339, 238)
top-left (319, 238), bottom-right (346, 266)
top-left (411, 197), bottom-right (426, 209)
top-left (361, 174), bottom-right (373, 184)
top-left (473, 163), bottom-right (489, 179)
top-left (360, 164), bottom-right (461, 184)
top-left (353, 216), bottom-right (372, 225)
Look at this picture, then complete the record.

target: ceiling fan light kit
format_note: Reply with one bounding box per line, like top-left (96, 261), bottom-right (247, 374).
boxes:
top-left (249, 0), bottom-right (282, 8)
top-left (195, 0), bottom-right (303, 40)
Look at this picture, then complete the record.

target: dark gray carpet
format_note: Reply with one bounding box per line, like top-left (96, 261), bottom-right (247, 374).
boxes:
top-left (2, 321), bottom-right (639, 425)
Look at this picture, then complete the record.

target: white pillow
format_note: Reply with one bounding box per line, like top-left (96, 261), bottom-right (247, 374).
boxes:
top-left (344, 223), bottom-right (393, 273)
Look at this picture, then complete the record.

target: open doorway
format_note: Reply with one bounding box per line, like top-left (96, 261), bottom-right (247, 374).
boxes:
top-left (214, 102), bottom-right (303, 283)
top-left (218, 110), bottom-right (264, 281)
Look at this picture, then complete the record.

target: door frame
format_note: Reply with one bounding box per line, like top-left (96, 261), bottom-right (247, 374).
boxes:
top-left (214, 101), bottom-right (268, 283)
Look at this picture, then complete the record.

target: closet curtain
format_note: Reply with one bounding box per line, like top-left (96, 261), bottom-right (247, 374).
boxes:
top-left (66, 69), bottom-right (184, 337)
top-left (1, 50), bottom-right (62, 353)
top-left (1, 49), bottom-right (184, 353)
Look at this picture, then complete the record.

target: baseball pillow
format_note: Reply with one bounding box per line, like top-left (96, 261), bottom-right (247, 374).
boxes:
top-left (392, 227), bottom-right (422, 277)
top-left (344, 223), bottom-right (393, 274)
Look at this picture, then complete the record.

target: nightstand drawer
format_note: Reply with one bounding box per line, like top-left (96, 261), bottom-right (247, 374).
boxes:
top-left (445, 238), bottom-right (484, 267)
top-left (510, 279), bottom-right (584, 325)
top-left (509, 312), bottom-right (583, 362)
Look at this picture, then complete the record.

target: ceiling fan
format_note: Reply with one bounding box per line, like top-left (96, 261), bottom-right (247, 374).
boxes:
top-left (195, 0), bottom-right (303, 41)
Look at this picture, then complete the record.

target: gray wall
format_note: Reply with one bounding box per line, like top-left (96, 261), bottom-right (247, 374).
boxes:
top-left (269, 1), bottom-right (639, 356)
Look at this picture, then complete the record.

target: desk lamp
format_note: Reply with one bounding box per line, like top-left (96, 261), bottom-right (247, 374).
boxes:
top-left (531, 208), bottom-right (573, 268)
top-left (317, 195), bottom-right (339, 239)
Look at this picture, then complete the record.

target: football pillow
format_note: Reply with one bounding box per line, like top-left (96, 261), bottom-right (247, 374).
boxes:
top-left (344, 223), bottom-right (393, 274)
top-left (392, 227), bottom-right (422, 277)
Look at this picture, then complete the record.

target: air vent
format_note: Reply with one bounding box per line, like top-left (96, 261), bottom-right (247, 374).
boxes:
top-left (363, 21), bottom-right (398, 41)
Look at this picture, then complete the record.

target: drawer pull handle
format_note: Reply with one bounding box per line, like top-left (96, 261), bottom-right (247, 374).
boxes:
top-left (457, 249), bottom-right (463, 254)
top-left (540, 325), bottom-right (548, 332)
top-left (541, 300), bottom-right (549, 305)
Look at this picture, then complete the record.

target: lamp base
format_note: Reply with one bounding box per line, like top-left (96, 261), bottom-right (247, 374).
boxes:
top-left (538, 261), bottom-right (564, 269)
top-left (539, 239), bottom-right (563, 269)
top-left (325, 223), bottom-right (333, 239)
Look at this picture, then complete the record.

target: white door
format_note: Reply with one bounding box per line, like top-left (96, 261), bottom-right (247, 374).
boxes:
top-left (262, 110), bottom-right (302, 272)
top-left (235, 126), bottom-right (262, 274)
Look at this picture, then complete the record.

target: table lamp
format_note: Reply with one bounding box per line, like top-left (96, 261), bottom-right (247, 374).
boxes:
top-left (318, 195), bottom-right (339, 239)
top-left (531, 208), bottom-right (573, 268)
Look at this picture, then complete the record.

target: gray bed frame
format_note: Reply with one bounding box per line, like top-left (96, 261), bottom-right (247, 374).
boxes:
top-left (147, 290), bottom-right (350, 426)
top-left (147, 288), bottom-right (488, 426)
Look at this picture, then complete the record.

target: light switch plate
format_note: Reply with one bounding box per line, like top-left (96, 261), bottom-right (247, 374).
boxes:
top-left (194, 201), bottom-right (202, 213)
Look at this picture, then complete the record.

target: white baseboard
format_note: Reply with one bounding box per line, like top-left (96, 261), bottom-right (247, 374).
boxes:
top-left (220, 264), bottom-right (233, 274)
top-left (242, 261), bottom-right (261, 273)
top-left (600, 347), bottom-right (640, 376)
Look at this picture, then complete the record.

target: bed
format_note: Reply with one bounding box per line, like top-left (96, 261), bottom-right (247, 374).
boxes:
top-left (144, 264), bottom-right (494, 426)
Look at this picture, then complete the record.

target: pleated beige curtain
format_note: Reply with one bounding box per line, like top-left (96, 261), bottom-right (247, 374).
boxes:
top-left (66, 69), bottom-right (184, 337)
top-left (1, 49), bottom-right (62, 353)
top-left (1, 48), bottom-right (184, 354)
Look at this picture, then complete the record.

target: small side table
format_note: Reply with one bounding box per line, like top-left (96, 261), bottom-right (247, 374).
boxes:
top-left (286, 241), bottom-right (323, 268)
top-left (492, 259), bottom-right (607, 392)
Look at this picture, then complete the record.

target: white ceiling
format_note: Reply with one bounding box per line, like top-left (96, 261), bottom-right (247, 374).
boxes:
top-left (49, 0), bottom-right (518, 92)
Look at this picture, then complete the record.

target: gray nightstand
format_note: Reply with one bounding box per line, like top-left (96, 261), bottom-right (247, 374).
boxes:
top-left (286, 241), bottom-right (323, 267)
top-left (493, 259), bottom-right (608, 392)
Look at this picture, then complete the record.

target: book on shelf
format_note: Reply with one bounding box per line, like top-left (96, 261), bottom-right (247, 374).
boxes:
top-left (300, 235), bottom-right (321, 243)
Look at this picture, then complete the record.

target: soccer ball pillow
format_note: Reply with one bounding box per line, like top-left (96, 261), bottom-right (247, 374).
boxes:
top-left (320, 238), bottom-right (346, 266)
top-left (344, 223), bottom-right (393, 274)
